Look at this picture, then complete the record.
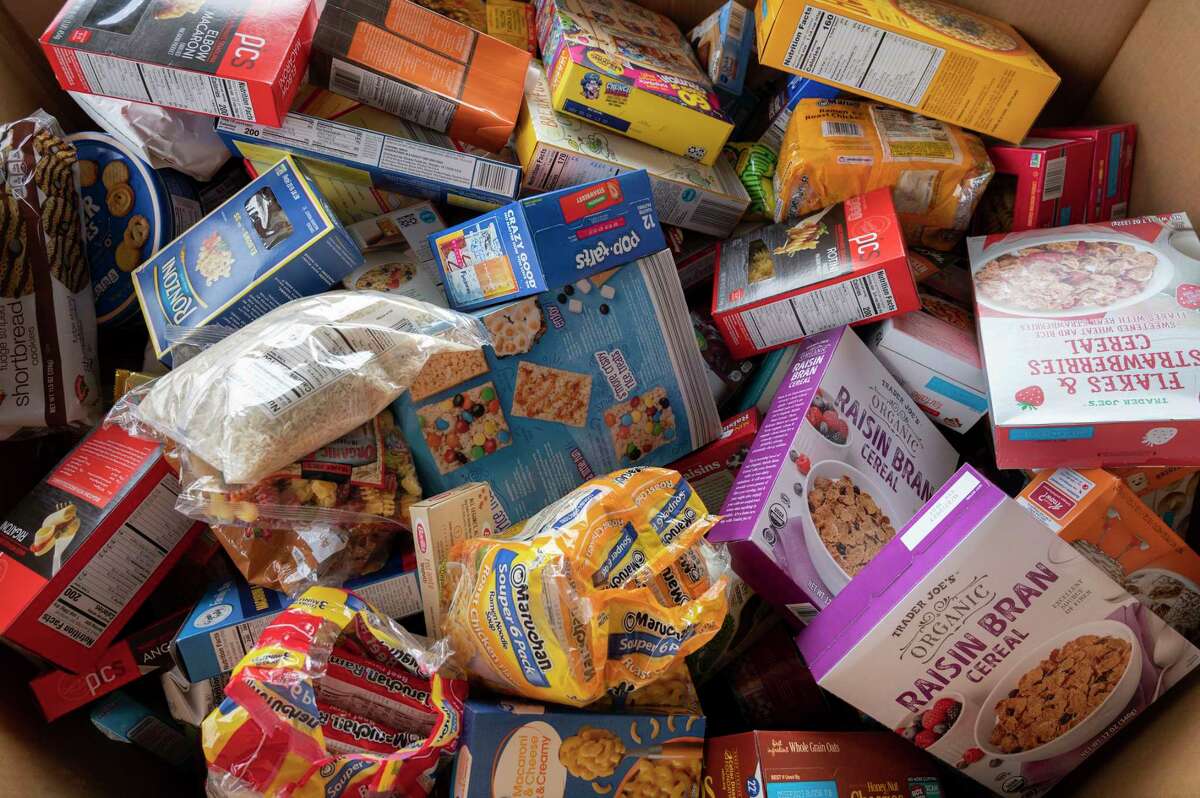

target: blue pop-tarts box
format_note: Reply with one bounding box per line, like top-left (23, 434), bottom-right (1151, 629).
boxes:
top-left (429, 169), bottom-right (664, 310)
top-left (132, 155), bottom-right (363, 366)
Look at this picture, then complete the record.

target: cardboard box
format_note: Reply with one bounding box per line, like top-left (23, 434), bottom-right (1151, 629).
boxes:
top-left (668, 409), bottom-right (758, 511)
top-left (797, 466), bottom-right (1200, 796)
top-left (132, 155), bottom-right (362, 366)
top-left (242, 156), bottom-right (429, 225)
top-left (688, 1), bottom-right (755, 96)
top-left (39, 0), bottom-right (315, 126)
top-left (0, 424), bottom-right (205, 672)
top-left (1035, 124), bottom-right (1137, 222)
top-left (345, 202), bottom-right (446, 259)
top-left (709, 325), bottom-right (958, 622)
top-left (976, 137), bottom-right (1093, 233)
top-left (711, 189), bottom-right (920, 358)
top-left (430, 170), bottom-right (664, 310)
top-left (90, 691), bottom-right (192, 767)
top-left (755, 0), bottom-right (1059, 143)
top-left (756, 75), bottom-right (842, 152)
top-left (517, 62), bottom-right (750, 238)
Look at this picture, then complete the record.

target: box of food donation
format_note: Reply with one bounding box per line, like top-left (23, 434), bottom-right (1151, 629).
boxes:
top-left (668, 409), bottom-right (758, 511)
top-left (308, 0), bottom-right (531, 152)
top-left (1019, 468), bottom-right (1200, 645)
top-left (797, 466), bottom-right (1200, 796)
top-left (711, 189), bottom-right (920, 358)
top-left (536, 0), bottom-right (733, 165)
top-left (345, 203), bottom-right (445, 259)
top-left (430, 170), bottom-right (664, 310)
top-left (131, 155), bottom-right (362, 366)
top-left (517, 62), bottom-right (749, 238)
top-left (0, 425), bottom-right (205, 672)
top-left (688, 1), bottom-right (755, 96)
top-left (705, 731), bottom-right (945, 798)
top-left (755, 0), bottom-right (1059, 143)
top-left (974, 137), bottom-right (1093, 234)
top-left (709, 325), bottom-right (957, 623)
top-left (39, 0), bottom-right (315, 126)
top-left (453, 700), bottom-right (705, 798)
top-left (967, 213), bottom-right (1200, 468)
top-left (90, 691), bottom-right (193, 767)
top-left (1035, 124), bottom-right (1138, 223)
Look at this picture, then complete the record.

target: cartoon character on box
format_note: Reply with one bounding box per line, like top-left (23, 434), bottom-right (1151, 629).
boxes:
top-left (582, 72), bottom-right (603, 100)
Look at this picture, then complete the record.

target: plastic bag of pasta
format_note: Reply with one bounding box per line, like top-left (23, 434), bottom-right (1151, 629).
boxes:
top-left (774, 98), bottom-right (994, 250)
top-left (442, 467), bottom-right (731, 708)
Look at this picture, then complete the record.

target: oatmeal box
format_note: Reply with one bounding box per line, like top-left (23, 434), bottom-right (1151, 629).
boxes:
top-left (968, 213), bottom-right (1200, 468)
top-left (797, 465), bottom-right (1200, 796)
top-left (709, 325), bottom-right (958, 623)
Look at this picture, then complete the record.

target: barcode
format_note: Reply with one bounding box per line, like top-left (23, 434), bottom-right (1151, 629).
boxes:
top-left (330, 60), bottom-right (362, 96)
top-left (328, 59), bottom-right (456, 131)
top-left (472, 160), bottom-right (519, 196)
top-left (689, 196), bottom-right (742, 235)
top-left (1042, 155), bottom-right (1067, 201)
top-left (821, 120), bottom-right (863, 137)
top-left (726, 3), bottom-right (746, 39)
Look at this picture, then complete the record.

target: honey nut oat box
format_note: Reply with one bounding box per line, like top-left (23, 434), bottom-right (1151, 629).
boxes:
top-left (797, 465), bottom-right (1200, 797)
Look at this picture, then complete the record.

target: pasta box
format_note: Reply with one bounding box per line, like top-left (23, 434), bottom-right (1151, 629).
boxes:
top-left (667, 409), bottom-right (758, 511)
top-left (976, 137), bottom-right (1093, 233)
top-left (796, 465), bottom-right (1200, 796)
top-left (89, 691), bottom-right (193, 767)
top-left (1034, 124), bottom-right (1138, 222)
top-left (40, 0), bottom-right (316, 126)
top-left (688, 1), bottom-right (756, 96)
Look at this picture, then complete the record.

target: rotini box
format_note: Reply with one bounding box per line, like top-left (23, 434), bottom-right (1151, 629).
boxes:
top-left (453, 700), bottom-right (705, 798)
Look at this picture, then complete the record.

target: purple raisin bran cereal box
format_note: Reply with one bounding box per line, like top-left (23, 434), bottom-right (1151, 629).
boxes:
top-left (709, 325), bottom-right (957, 623)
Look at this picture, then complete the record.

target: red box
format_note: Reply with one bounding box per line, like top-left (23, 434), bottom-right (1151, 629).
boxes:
top-left (978, 136), bottom-right (1093, 232)
top-left (40, 0), bottom-right (317, 126)
top-left (668, 409), bottom-right (758, 511)
top-left (711, 189), bottom-right (919, 358)
top-left (1034, 124), bottom-right (1138, 222)
top-left (0, 424), bottom-right (205, 672)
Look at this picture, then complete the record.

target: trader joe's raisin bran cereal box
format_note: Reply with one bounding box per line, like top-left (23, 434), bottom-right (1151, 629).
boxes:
top-left (968, 213), bottom-right (1200, 469)
top-left (797, 465), bottom-right (1200, 797)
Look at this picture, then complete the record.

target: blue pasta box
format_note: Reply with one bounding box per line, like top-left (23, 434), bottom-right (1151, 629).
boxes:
top-left (131, 155), bottom-right (363, 366)
top-left (757, 76), bottom-right (843, 151)
top-left (689, 1), bottom-right (756, 96)
top-left (429, 169), bottom-right (664, 310)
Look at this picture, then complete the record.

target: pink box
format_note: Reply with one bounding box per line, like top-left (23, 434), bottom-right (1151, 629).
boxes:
top-left (980, 137), bottom-right (1093, 233)
top-left (1035, 124), bottom-right (1137, 222)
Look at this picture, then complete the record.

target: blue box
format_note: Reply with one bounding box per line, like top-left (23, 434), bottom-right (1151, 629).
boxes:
top-left (131, 155), bottom-right (363, 366)
top-left (90, 691), bottom-right (193, 767)
top-left (758, 77), bottom-right (842, 151)
top-left (689, 1), bottom-right (756, 96)
top-left (429, 170), bottom-right (664, 310)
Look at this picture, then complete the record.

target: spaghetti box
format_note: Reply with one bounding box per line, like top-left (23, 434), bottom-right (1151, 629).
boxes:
top-left (1034, 124), bottom-right (1138, 222)
top-left (172, 552), bottom-right (421, 683)
top-left (976, 137), bottom-right (1093, 233)
top-left (39, 0), bottom-right (316, 126)
top-left (688, 1), bottom-right (756, 96)
top-left (0, 424), bottom-right (205, 673)
top-left (668, 409), bottom-right (759, 511)
top-left (131, 155), bottom-right (363, 366)
top-left (430, 169), bottom-right (664, 310)
top-left (711, 188), bottom-right (920, 358)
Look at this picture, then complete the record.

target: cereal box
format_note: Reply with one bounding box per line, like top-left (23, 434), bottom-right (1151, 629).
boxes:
top-left (40, 0), bottom-right (316, 126)
top-left (755, 0), bottom-right (1059, 143)
top-left (668, 410), bottom-right (758, 511)
top-left (711, 188), bottom-right (921, 358)
top-left (688, 1), bottom-right (756, 96)
top-left (975, 137), bottom-right (1093, 234)
top-left (1035, 124), bottom-right (1138, 222)
top-left (453, 699), bottom-right (705, 798)
top-left (709, 325), bottom-right (958, 622)
top-left (518, 62), bottom-right (750, 238)
top-left (705, 731), bottom-right (946, 798)
top-left (536, 0), bottom-right (733, 165)
top-left (798, 466), bottom-right (1200, 796)
top-left (967, 213), bottom-right (1200, 468)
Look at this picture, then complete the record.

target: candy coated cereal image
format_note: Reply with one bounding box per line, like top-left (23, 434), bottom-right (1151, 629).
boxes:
top-left (604, 388), bottom-right (677, 463)
top-left (416, 382), bottom-right (512, 474)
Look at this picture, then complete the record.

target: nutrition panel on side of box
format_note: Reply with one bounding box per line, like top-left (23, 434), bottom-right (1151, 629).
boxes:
top-left (741, 271), bottom-right (898, 351)
top-left (71, 54), bottom-right (257, 122)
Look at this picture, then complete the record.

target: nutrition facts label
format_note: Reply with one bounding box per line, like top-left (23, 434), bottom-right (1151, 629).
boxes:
top-left (73, 52), bottom-right (255, 122)
top-left (741, 271), bottom-right (897, 351)
top-left (329, 59), bottom-right (457, 132)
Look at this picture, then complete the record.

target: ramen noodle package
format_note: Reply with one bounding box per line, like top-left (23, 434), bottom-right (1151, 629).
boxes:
top-left (203, 585), bottom-right (466, 798)
top-left (442, 467), bottom-right (731, 707)
top-left (774, 99), bottom-right (994, 250)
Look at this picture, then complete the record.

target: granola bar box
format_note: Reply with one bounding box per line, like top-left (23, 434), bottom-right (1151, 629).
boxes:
top-left (1035, 124), bottom-right (1137, 223)
top-left (131, 154), bottom-right (363, 366)
top-left (709, 325), bottom-right (958, 623)
top-left (711, 188), bottom-right (920, 358)
top-left (755, 0), bottom-right (1059, 143)
top-left (796, 465), bottom-right (1200, 796)
top-left (452, 699), bottom-right (704, 798)
top-left (40, 0), bottom-right (316, 126)
top-left (967, 213), bottom-right (1200, 469)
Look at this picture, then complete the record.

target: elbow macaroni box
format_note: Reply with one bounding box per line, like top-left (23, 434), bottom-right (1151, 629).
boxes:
top-left (688, 1), bottom-right (756, 96)
top-left (975, 137), bottom-right (1094, 234)
top-left (754, 0), bottom-right (1059, 144)
top-left (1034, 124), bottom-right (1138, 223)
top-left (518, 62), bottom-right (750, 238)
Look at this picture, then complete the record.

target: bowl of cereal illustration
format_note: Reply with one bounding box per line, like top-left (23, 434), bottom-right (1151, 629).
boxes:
top-left (974, 619), bottom-right (1142, 762)
top-left (973, 234), bottom-right (1173, 318)
top-left (800, 460), bottom-right (901, 596)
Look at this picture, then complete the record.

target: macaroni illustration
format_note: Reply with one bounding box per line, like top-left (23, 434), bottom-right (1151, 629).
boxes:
top-left (560, 727), bottom-right (626, 780)
top-left (616, 757), bottom-right (701, 798)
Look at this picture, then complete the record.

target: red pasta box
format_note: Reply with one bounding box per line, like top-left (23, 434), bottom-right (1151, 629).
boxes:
top-left (40, 0), bottom-right (317, 126)
top-left (668, 409), bottom-right (758, 511)
top-left (977, 136), bottom-right (1093, 233)
top-left (711, 189), bottom-right (919, 358)
top-left (1035, 124), bottom-right (1138, 222)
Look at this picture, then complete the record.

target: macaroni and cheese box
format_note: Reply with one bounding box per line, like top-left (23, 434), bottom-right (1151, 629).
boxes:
top-left (668, 409), bottom-right (758, 512)
top-left (518, 62), bottom-right (750, 238)
top-left (711, 189), bottom-right (920, 358)
top-left (710, 325), bottom-right (958, 623)
top-left (1035, 124), bottom-right (1138, 222)
top-left (755, 0), bottom-right (1059, 143)
top-left (975, 137), bottom-right (1093, 233)
top-left (797, 466), bottom-right (1200, 796)
top-left (536, 0), bottom-right (733, 165)
top-left (454, 700), bottom-right (705, 798)
top-left (688, 1), bottom-right (756, 96)
top-left (430, 170), bottom-right (664, 310)
top-left (40, 0), bottom-right (316, 126)
top-left (132, 155), bottom-right (362, 366)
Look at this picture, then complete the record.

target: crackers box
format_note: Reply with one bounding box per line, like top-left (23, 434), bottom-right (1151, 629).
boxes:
top-left (1035, 124), bottom-right (1138, 222)
top-left (40, 0), bottom-right (315, 126)
top-left (797, 465), bottom-right (1200, 796)
top-left (668, 409), bottom-right (758, 511)
top-left (0, 424), bottom-right (205, 672)
top-left (132, 155), bottom-right (362, 366)
top-left (688, 1), bottom-right (756, 96)
top-left (976, 137), bottom-right (1093, 233)
top-left (517, 62), bottom-right (750, 238)
top-left (755, 0), bottom-right (1059, 143)
top-left (709, 325), bottom-right (958, 623)
top-left (711, 188), bottom-right (920, 358)
top-left (430, 169), bottom-right (664, 310)
top-left (453, 699), bottom-right (705, 798)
